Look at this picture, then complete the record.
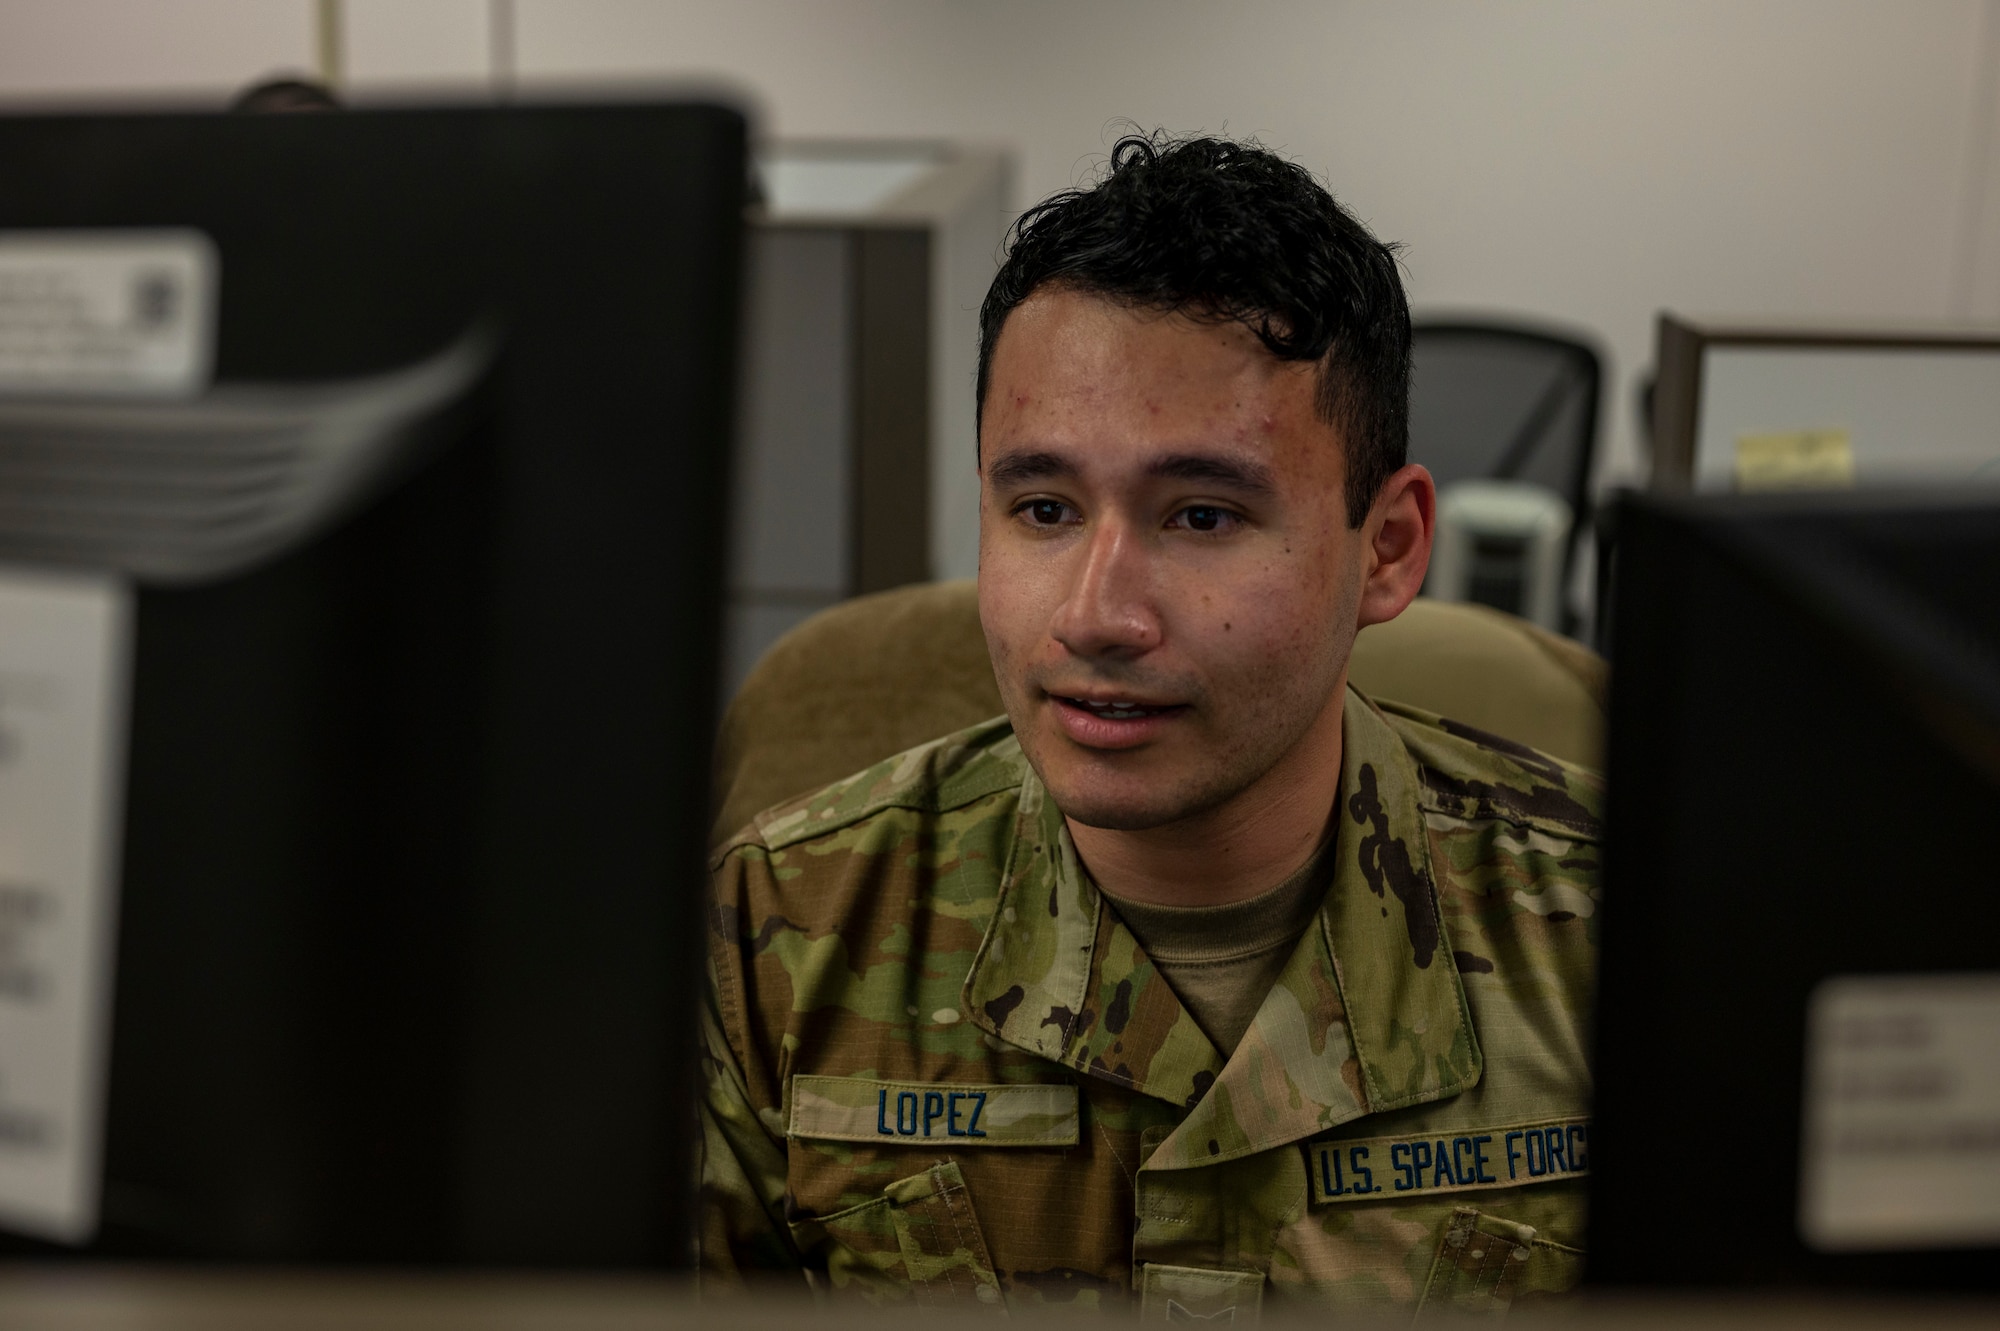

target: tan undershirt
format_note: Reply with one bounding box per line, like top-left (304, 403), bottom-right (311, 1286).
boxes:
top-left (1097, 840), bottom-right (1333, 1057)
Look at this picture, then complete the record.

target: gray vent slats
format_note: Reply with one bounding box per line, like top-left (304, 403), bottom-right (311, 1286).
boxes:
top-left (0, 330), bottom-right (492, 585)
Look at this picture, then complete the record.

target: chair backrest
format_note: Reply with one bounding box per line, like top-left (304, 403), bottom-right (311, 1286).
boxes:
top-left (711, 580), bottom-right (1606, 844)
top-left (1409, 320), bottom-right (1604, 540)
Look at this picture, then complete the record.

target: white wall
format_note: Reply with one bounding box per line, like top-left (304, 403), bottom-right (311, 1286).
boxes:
top-left (511, 0), bottom-right (2000, 489)
top-left (3, 0), bottom-right (1997, 489)
top-left (0, 1), bottom-right (311, 100)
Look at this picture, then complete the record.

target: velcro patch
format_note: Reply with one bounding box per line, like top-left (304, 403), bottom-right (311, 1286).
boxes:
top-left (1308, 1116), bottom-right (1589, 1204)
top-left (788, 1074), bottom-right (1080, 1147)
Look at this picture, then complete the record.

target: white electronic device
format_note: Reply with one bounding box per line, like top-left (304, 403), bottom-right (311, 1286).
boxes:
top-left (1426, 479), bottom-right (1572, 631)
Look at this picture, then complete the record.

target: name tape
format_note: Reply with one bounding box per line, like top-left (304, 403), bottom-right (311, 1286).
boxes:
top-left (1309, 1116), bottom-right (1589, 1204)
top-left (788, 1075), bottom-right (1080, 1147)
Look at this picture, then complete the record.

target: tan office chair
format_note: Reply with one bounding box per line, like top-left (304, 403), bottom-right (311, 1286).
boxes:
top-left (711, 580), bottom-right (1606, 844)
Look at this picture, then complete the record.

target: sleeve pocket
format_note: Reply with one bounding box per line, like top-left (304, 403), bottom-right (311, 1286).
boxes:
top-left (1414, 1207), bottom-right (1583, 1320)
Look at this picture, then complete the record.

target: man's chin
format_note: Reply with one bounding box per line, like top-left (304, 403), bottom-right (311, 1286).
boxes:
top-left (1040, 776), bottom-right (1234, 833)
top-left (1056, 803), bottom-right (1178, 833)
top-left (1010, 707), bottom-right (1243, 831)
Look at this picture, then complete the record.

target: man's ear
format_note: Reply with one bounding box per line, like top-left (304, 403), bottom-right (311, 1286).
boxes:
top-left (1356, 463), bottom-right (1436, 629)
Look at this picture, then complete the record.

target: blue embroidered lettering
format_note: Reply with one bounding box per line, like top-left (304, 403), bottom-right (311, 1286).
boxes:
top-left (1431, 1139), bottom-right (1456, 1187)
top-left (966, 1090), bottom-right (988, 1138)
top-left (946, 1091), bottom-right (967, 1137)
top-left (1305, 1124), bottom-right (1590, 1204)
top-left (923, 1091), bottom-right (945, 1136)
top-left (1350, 1145), bottom-right (1376, 1194)
top-left (877, 1087), bottom-right (891, 1135)
top-left (896, 1090), bottom-right (919, 1135)
top-left (1308, 1122), bottom-right (1586, 1203)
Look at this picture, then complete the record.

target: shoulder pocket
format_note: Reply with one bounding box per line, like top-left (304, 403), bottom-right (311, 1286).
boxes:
top-left (793, 1160), bottom-right (1006, 1311)
top-left (1414, 1208), bottom-right (1582, 1320)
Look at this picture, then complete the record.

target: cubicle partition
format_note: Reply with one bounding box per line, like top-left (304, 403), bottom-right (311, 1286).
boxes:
top-left (724, 143), bottom-right (1010, 698)
top-left (1650, 314), bottom-right (2000, 493)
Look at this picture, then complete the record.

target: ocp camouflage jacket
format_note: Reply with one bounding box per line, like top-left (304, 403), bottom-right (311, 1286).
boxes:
top-left (700, 687), bottom-right (1602, 1322)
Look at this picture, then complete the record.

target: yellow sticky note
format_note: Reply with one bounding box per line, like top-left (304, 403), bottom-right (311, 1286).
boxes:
top-left (1734, 429), bottom-right (1855, 490)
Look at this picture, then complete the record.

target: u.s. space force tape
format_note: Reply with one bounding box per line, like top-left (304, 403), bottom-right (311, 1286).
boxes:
top-left (787, 1075), bottom-right (1080, 1147)
top-left (1309, 1116), bottom-right (1589, 1203)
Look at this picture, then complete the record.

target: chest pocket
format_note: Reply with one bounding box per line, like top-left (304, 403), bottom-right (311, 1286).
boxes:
top-left (1413, 1209), bottom-right (1582, 1321)
top-left (793, 1160), bottom-right (1006, 1311)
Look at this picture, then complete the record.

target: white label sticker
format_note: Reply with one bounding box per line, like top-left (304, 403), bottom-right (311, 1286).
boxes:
top-left (1800, 973), bottom-right (2000, 1251)
top-left (0, 231), bottom-right (216, 397)
top-left (0, 566), bottom-right (130, 1242)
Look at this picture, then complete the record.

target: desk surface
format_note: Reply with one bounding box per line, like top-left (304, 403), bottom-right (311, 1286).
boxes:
top-left (1, 1270), bottom-right (1997, 1331)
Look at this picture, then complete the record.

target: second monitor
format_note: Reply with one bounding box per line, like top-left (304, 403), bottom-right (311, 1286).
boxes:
top-left (1589, 488), bottom-right (2000, 1291)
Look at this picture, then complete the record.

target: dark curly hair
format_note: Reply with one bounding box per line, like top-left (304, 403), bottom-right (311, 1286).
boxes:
top-left (977, 133), bottom-right (1410, 527)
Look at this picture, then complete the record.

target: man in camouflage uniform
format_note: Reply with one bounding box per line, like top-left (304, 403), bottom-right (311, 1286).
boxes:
top-left (701, 134), bottom-right (1601, 1320)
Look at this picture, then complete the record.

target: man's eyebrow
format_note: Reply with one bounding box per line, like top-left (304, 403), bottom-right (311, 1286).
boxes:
top-left (983, 450), bottom-right (1075, 487)
top-left (1147, 452), bottom-right (1278, 496)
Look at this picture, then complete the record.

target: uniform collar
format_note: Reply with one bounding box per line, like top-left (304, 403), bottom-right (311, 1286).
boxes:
top-left (962, 767), bottom-right (1224, 1103)
top-left (962, 688), bottom-right (1482, 1166)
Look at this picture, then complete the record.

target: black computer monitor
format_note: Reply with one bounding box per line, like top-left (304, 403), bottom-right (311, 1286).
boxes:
top-left (1589, 489), bottom-right (2000, 1291)
top-left (0, 102), bottom-right (745, 1267)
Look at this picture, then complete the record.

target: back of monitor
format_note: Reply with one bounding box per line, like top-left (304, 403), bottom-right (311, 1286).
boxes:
top-left (0, 103), bottom-right (745, 1268)
top-left (1591, 490), bottom-right (2000, 1291)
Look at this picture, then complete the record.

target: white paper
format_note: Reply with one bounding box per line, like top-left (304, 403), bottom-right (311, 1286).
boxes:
top-left (0, 230), bottom-right (216, 397)
top-left (0, 566), bottom-right (130, 1242)
top-left (1800, 973), bottom-right (2000, 1251)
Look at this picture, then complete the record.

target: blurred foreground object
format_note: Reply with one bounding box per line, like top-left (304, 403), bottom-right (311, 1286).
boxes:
top-left (1592, 489), bottom-right (2000, 1292)
top-left (0, 1269), bottom-right (1994, 1330)
top-left (711, 580), bottom-right (1604, 843)
top-left (0, 101), bottom-right (745, 1267)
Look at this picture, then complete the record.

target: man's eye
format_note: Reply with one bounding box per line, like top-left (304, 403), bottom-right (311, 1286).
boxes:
top-left (1020, 499), bottom-right (1071, 526)
top-left (1174, 505), bottom-right (1234, 533)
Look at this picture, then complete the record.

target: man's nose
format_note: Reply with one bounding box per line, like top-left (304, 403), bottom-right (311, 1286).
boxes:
top-left (1049, 520), bottom-right (1162, 659)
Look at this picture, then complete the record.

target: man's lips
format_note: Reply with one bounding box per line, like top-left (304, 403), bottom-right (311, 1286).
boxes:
top-left (1046, 691), bottom-right (1190, 749)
